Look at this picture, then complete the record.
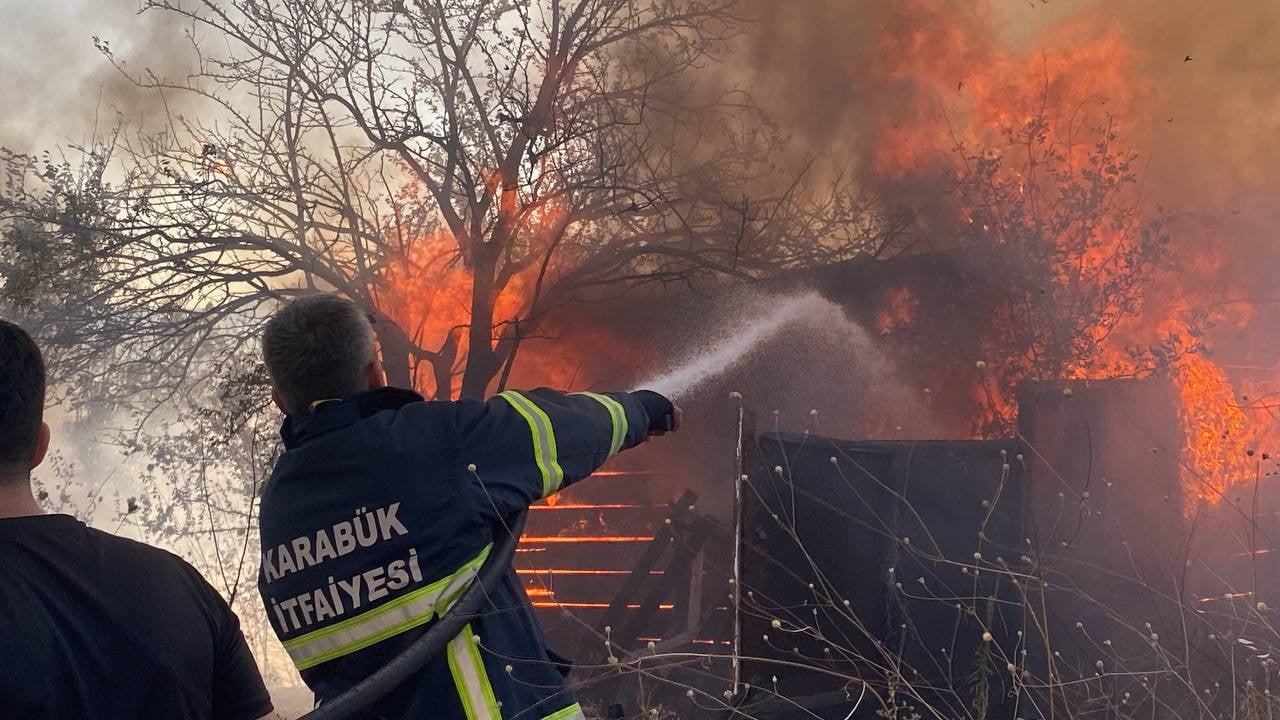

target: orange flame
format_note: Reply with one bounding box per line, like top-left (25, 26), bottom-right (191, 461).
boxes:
top-left (869, 2), bottom-right (1277, 513)
top-left (875, 286), bottom-right (918, 336)
top-left (1176, 351), bottom-right (1257, 505)
top-left (376, 197), bottom-right (573, 397)
top-left (376, 230), bottom-right (528, 397)
top-left (520, 536), bottom-right (655, 544)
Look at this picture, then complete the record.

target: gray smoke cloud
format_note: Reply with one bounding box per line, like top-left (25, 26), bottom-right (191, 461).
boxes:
top-left (7, 0), bottom-right (1278, 241)
top-left (0, 0), bottom-right (192, 151)
top-left (727, 0), bottom-right (990, 157)
top-left (712, 0), bottom-right (1280, 367)
top-left (3, 0), bottom-right (1276, 368)
top-left (717, 0), bottom-right (1280, 216)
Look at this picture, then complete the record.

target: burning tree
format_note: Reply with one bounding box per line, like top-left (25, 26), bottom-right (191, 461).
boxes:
top-left (934, 98), bottom-right (1264, 503)
top-left (1, 0), bottom-right (899, 408)
top-left (950, 110), bottom-right (1175, 436)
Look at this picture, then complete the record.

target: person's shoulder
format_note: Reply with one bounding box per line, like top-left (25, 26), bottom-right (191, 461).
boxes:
top-left (81, 525), bottom-right (203, 580)
top-left (91, 530), bottom-right (232, 623)
top-left (391, 396), bottom-right (473, 432)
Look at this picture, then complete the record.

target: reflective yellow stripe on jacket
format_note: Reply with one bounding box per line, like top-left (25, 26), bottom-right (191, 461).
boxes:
top-left (542, 703), bottom-right (588, 720)
top-left (283, 544), bottom-right (492, 670)
top-left (448, 623), bottom-right (501, 720)
top-left (447, 625), bottom-right (586, 720)
top-left (574, 392), bottom-right (628, 459)
top-left (498, 390), bottom-right (564, 497)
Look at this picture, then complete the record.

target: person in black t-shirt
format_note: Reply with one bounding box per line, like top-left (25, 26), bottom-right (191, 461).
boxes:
top-left (0, 320), bottom-right (278, 720)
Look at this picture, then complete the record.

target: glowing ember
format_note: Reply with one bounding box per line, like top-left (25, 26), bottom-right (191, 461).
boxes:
top-left (528, 504), bottom-right (645, 511)
top-left (875, 286), bottom-right (917, 336)
top-left (517, 569), bottom-right (663, 576)
top-left (520, 536), bottom-right (655, 544)
top-left (530, 602), bottom-right (675, 610)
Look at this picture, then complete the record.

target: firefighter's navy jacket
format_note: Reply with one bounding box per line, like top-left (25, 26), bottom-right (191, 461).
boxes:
top-left (257, 386), bottom-right (670, 720)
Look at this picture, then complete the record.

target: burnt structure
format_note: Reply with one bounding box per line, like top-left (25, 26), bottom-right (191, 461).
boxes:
top-left (517, 475), bottom-right (731, 658)
top-left (739, 435), bottom-right (1026, 720)
top-left (511, 252), bottom-right (1202, 717)
top-left (531, 248), bottom-right (1015, 443)
top-left (1016, 380), bottom-right (1191, 667)
top-left (730, 379), bottom-right (1192, 720)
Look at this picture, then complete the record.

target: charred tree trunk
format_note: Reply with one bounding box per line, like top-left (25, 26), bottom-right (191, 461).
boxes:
top-left (460, 246), bottom-right (502, 400)
top-left (374, 319), bottom-right (415, 390)
top-left (430, 329), bottom-right (460, 401)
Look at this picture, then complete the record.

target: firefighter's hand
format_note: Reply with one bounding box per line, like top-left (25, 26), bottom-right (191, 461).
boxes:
top-left (632, 390), bottom-right (679, 437)
top-left (649, 405), bottom-right (682, 437)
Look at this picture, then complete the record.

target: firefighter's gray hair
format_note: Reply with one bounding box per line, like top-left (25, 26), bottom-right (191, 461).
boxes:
top-left (262, 293), bottom-right (377, 415)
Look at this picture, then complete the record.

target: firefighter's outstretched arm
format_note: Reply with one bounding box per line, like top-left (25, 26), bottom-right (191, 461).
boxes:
top-left (455, 388), bottom-right (678, 515)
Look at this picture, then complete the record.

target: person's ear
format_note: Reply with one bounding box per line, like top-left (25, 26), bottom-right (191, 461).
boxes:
top-left (30, 422), bottom-right (50, 471)
top-left (271, 388), bottom-right (289, 415)
top-left (366, 359), bottom-right (387, 390)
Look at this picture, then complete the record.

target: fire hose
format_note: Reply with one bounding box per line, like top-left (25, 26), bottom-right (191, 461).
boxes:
top-left (297, 510), bottom-right (528, 720)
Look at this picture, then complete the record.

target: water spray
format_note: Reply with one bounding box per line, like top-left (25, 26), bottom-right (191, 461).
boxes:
top-left (634, 291), bottom-right (867, 401)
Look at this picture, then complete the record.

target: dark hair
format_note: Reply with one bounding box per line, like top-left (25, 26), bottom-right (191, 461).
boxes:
top-left (262, 294), bottom-right (377, 415)
top-left (0, 320), bottom-right (46, 475)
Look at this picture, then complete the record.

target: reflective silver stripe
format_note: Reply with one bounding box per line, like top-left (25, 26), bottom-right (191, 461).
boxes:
top-left (284, 544), bottom-right (492, 670)
top-left (498, 390), bottom-right (564, 497)
top-left (448, 623), bottom-right (501, 720)
top-left (575, 392), bottom-right (628, 459)
top-left (542, 703), bottom-right (587, 720)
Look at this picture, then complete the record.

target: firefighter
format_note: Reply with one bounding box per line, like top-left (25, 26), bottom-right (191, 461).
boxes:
top-left (257, 294), bottom-right (681, 719)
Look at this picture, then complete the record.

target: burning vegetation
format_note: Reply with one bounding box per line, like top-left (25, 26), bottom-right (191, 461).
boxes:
top-left (8, 0), bottom-right (1280, 718)
top-left (361, 0), bottom-right (1280, 518)
top-left (730, 0), bottom-right (1277, 516)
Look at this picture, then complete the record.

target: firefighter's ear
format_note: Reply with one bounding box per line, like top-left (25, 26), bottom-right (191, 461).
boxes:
top-left (365, 359), bottom-right (387, 390)
top-left (271, 388), bottom-right (289, 415)
top-left (30, 422), bottom-right (50, 471)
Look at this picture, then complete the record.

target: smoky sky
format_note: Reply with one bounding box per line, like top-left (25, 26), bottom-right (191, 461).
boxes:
top-left (726, 0), bottom-right (1280, 206)
top-left (7, 0), bottom-right (1280, 349)
top-left (0, 0), bottom-right (191, 152)
top-left (715, 0), bottom-right (1280, 367)
top-left (9, 0), bottom-right (1280, 198)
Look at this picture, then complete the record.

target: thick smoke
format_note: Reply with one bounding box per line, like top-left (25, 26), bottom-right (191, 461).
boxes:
top-left (1103, 0), bottom-right (1280, 329)
top-left (715, 0), bottom-right (1280, 370)
top-left (0, 0), bottom-right (192, 151)
top-left (729, 0), bottom-right (993, 158)
top-left (729, 0), bottom-right (1280, 197)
